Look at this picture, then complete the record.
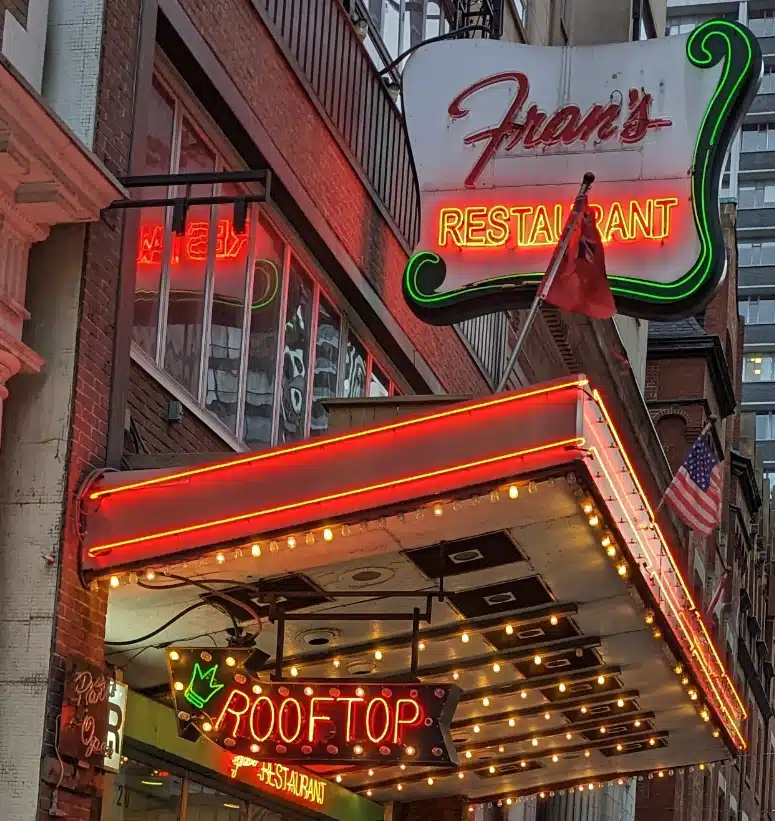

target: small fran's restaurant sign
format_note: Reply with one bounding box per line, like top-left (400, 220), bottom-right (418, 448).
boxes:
top-left (400, 20), bottom-right (761, 324)
top-left (60, 660), bottom-right (127, 772)
top-left (167, 647), bottom-right (461, 766)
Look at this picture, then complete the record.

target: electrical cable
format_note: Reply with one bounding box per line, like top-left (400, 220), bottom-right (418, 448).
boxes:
top-left (105, 601), bottom-right (211, 646)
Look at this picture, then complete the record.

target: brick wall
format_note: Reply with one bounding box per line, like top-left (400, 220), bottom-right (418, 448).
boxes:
top-left (37, 0), bottom-right (142, 814)
top-left (167, 0), bottom-right (488, 398)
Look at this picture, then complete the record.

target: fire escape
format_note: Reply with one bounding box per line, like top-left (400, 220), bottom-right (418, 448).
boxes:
top-left (451, 0), bottom-right (503, 38)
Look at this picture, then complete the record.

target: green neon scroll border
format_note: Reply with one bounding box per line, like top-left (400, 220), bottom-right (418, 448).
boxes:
top-left (402, 20), bottom-right (762, 324)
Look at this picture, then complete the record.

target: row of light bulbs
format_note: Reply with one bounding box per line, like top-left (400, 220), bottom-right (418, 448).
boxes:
top-left (100, 481), bottom-right (528, 589)
top-left (577, 494), bottom-right (724, 744)
top-left (461, 765), bottom-right (711, 809)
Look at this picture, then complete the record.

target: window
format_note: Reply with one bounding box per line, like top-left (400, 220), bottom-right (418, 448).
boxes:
top-left (762, 68), bottom-right (775, 95)
top-left (133, 73), bottom-right (399, 446)
top-left (738, 181), bottom-right (775, 209)
top-left (742, 124), bottom-right (775, 153)
top-left (107, 760), bottom-right (183, 820)
top-left (741, 298), bottom-right (775, 324)
top-left (513, 0), bottom-right (527, 25)
top-left (666, 14), bottom-right (730, 37)
top-left (744, 355), bottom-right (775, 383)
top-left (757, 414), bottom-right (775, 440)
top-left (362, 0), bottom-right (451, 69)
top-left (749, 9), bottom-right (775, 38)
top-left (633, 0), bottom-right (656, 40)
top-left (737, 244), bottom-right (775, 268)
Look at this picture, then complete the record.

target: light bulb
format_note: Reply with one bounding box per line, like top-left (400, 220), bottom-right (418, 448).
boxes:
top-left (461, 632), bottom-right (470, 643)
top-left (323, 527), bottom-right (334, 542)
top-left (649, 738), bottom-right (656, 746)
top-left (250, 744), bottom-right (260, 753)
top-left (375, 650), bottom-right (383, 660)
top-left (216, 552), bottom-right (225, 564)
top-left (427, 777), bottom-right (434, 785)
top-left (225, 656), bottom-right (236, 667)
top-left (465, 751), bottom-right (472, 759)
top-left (588, 515), bottom-right (600, 527)
top-left (597, 675), bottom-right (605, 685)
top-left (558, 683), bottom-right (566, 693)
top-left (581, 706), bottom-right (588, 714)
top-left (550, 615), bottom-right (559, 626)
top-left (531, 738), bottom-right (538, 746)
top-left (498, 745), bottom-right (505, 753)
top-left (617, 698), bottom-right (624, 708)
top-left (482, 697), bottom-right (490, 707)
top-left (174, 681), bottom-right (184, 691)
top-left (544, 712), bottom-right (551, 720)
top-left (520, 761), bottom-right (527, 768)
top-left (616, 744), bottom-right (623, 752)
top-left (336, 775), bottom-right (342, 783)
top-left (109, 576), bottom-right (120, 589)
top-left (566, 732), bottom-right (572, 740)
top-left (251, 543), bottom-right (261, 557)
top-left (419, 641), bottom-right (426, 651)
top-left (458, 773), bottom-right (465, 780)
top-left (674, 664), bottom-right (683, 675)
top-left (599, 726), bottom-right (607, 734)
top-left (287, 536), bottom-right (296, 549)
top-left (453, 671), bottom-right (459, 680)
top-left (552, 754), bottom-right (559, 763)
top-left (169, 650), bottom-right (180, 662)
top-left (606, 545), bottom-right (617, 558)
top-left (366, 790), bottom-right (373, 797)
top-left (583, 502), bottom-right (593, 514)
top-left (400, 764), bottom-right (406, 770)
top-left (645, 611), bottom-right (655, 625)
top-left (305, 532), bottom-right (315, 545)
top-left (534, 655), bottom-right (542, 666)
top-left (405, 746), bottom-right (416, 756)
top-left (617, 563), bottom-right (627, 577)
top-left (520, 690), bottom-right (527, 699)
top-left (202, 722), bottom-right (213, 732)
top-left (252, 684), bottom-right (262, 695)
top-left (509, 718), bottom-right (516, 727)
top-left (368, 769), bottom-right (374, 777)
top-left (584, 750), bottom-right (591, 757)
top-left (333, 658), bottom-right (341, 668)
top-left (304, 686), bottom-right (314, 696)
top-left (505, 624), bottom-right (514, 635)
top-left (601, 535), bottom-right (611, 548)
top-left (473, 724), bottom-right (480, 733)
top-left (398, 784), bottom-right (403, 791)
top-left (290, 666), bottom-right (299, 677)
top-left (634, 720), bottom-right (641, 728)
top-left (508, 485), bottom-right (519, 499)
top-left (492, 662), bottom-right (501, 673)
top-left (145, 569), bottom-right (156, 581)
top-left (489, 766), bottom-right (496, 774)
top-left (433, 503), bottom-right (443, 517)
top-left (353, 745), bottom-right (363, 755)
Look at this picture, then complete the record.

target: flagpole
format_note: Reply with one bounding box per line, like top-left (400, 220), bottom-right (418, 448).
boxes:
top-left (496, 171), bottom-right (596, 393)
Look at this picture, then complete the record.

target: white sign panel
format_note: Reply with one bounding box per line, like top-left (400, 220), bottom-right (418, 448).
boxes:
top-left (400, 21), bottom-right (761, 324)
top-left (104, 678), bottom-right (127, 772)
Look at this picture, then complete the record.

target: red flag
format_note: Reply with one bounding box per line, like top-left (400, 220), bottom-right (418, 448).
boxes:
top-left (543, 204), bottom-right (616, 320)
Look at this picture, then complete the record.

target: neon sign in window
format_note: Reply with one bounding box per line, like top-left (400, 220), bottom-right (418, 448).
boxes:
top-left (137, 219), bottom-right (249, 266)
top-left (436, 197), bottom-right (679, 250)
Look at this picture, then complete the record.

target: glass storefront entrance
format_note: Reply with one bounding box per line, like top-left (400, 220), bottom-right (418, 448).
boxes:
top-left (105, 758), bottom-right (312, 821)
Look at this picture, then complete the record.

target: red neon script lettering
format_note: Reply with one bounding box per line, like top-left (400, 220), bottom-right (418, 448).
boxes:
top-left (137, 219), bottom-right (249, 266)
top-left (448, 73), bottom-right (672, 188)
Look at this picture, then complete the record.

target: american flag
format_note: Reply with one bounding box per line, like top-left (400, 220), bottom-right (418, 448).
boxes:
top-left (663, 434), bottom-right (723, 536)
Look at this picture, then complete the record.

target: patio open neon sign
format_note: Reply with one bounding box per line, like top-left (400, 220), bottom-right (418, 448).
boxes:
top-left (400, 20), bottom-right (761, 324)
top-left (168, 648), bottom-right (460, 765)
top-left (137, 219), bottom-right (248, 266)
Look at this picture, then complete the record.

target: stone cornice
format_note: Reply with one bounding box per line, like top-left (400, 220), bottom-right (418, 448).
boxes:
top-left (0, 56), bottom-right (125, 236)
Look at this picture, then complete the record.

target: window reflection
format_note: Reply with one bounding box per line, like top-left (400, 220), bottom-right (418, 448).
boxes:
top-left (369, 362), bottom-right (389, 397)
top-left (163, 121), bottom-right (215, 398)
top-left (279, 258), bottom-right (314, 442)
top-left (205, 184), bottom-right (250, 432)
top-left (133, 80), bottom-right (175, 358)
top-left (106, 760), bottom-right (182, 820)
top-left (244, 217), bottom-right (284, 447)
top-left (187, 780), bottom-right (246, 820)
top-left (344, 332), bottom-right (368, 397)
top-left (311, 296), bottom-right (341, 436)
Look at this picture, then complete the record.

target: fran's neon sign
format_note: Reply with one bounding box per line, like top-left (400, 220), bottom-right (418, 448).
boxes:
top-left (168, 649), bottom-right (460, 765)
top-left (400, 20), bottom-right (762, 323)
top-left (437, 197), bottom-right (679, 249)
top-left (137, 220), bottom-right (248, 266)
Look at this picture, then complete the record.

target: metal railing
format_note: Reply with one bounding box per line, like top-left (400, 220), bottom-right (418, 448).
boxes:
top-left (457, 313), bottom-right (511, 389)
top-left (256, 0), bottom-right (420, 247)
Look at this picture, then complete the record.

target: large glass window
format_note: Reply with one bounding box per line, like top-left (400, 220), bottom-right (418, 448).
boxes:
top-left (738, 244), bottom-right (775, 268)
top-left (186, 781), bottom-right (246, 820)
top-left (757, 414), bottom-right (775, 440)
top-left (132, 73), bottom-right (400, 446)
top-left (742, 125), bottom-right (775, 153)
top-left (108, 760), bottom-right (183, 820)
top-left (741, 298), bottom-right (775, 324)
top-left (744, 354), bottom-right (775, 382)
top-left (360, 0), bottom-right (450, 69)
top-left (749, 9), bottom-right (775, 38)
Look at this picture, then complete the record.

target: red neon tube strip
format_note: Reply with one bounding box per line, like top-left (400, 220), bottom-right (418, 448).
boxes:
top-left (87, 436), bottom-right (586, 556)
top-left (88, 378), bottom-right (589, 501)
